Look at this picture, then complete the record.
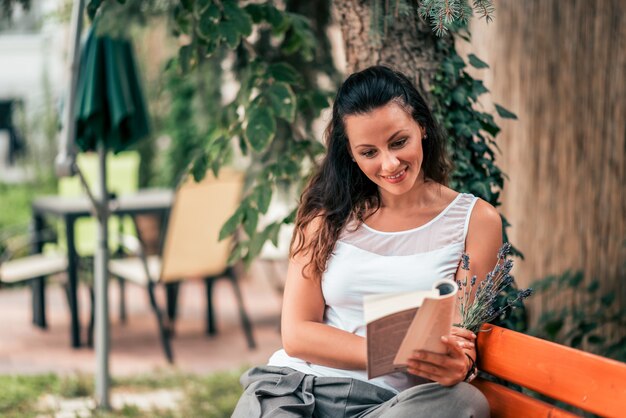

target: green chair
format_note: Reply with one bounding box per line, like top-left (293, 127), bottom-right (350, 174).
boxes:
top-left (54, 151), bottom-right (140, 325)
top-left (57, 151), bottom-right (140, 255)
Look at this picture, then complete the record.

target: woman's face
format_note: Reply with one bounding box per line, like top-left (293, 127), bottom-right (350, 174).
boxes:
top-left (344, 102), bottom-right (426, 197)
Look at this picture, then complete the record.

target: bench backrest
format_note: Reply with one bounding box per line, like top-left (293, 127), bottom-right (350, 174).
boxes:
top-left (474, 324), bottom-right (626, 418)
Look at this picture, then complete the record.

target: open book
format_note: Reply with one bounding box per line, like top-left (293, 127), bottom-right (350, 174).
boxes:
top-left (364, 278), bottom-right (458, 379)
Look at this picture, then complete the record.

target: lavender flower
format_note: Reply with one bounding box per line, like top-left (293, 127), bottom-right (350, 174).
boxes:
top-left (455, 244), bottom-right (533, 333)
top-left (461, 253), bottom-right (470, 270)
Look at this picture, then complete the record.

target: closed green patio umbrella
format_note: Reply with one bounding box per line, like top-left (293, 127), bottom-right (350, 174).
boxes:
top-left (75, 23), bottom-right (149, 153)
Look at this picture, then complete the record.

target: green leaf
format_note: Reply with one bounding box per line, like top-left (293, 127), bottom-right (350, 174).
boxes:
top-left (267, 63), bottom-right (302, 85)
top-left (254, 183), bottom-right (273, 214)
top-left (245, 106), bottom-right (276, 152)
top-left (601, 293), bottom-right (615, 307)
top-left (568, 271), bottom-right (584, 288)
top-left (223, 0), bottom-right (253, 37)
top-left (580, 322), bottom-right (598, 334)
top-left (283, 208), bottom-right (297, 224)
top-left (495, 104), bottom-right (518, 119)
top-left (543, 318), bottom-right (564, 340)
top-left (468, 53), bottom-right (489, 69)
top-left (570, 334), bottom-right (583, 348)
top-left (266, 82), bottom-right (296, 123)
top-left (451, 87), bottom-right (467, 105)
top-left (227, 242), bottom-right (246, 265)
top-left (219, 20), bottom-right (240, 48)
top-left (198, 16), bottom-right (219, 40)
top-left (586, 280), bottom-right (600, 293)
top-left (202, 3), bottom-right (221, 20)
top-left (266, 223), bottom-right (282, 247)
top-left (244, 4), bottom-right (266, 23)
top-left (267, 6), bottom-right (290, 33)
top-left (248, 229), bottom-right (268, 260)
top-left (191, 153), bottom-right (208, 182)
top-left (219, 207), bottom-right (244, 241)
top-left (178, 44), bottom-right (193, 73)
top-left (281, 30), bottom-right (303, 55)
top-left (472, 79), bottom-right (489, 96)
top-left (243, 206), bottom-right (259, 237)
top-left (180, 0), bottom-right (194, 12)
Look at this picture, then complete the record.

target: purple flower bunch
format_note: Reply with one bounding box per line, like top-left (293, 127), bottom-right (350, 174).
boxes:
top-left (456, 243), bottom-right (533, 333)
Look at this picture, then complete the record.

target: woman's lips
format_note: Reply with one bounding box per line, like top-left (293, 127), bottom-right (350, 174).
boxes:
top-left (380, 168), bottom-right (408, 184)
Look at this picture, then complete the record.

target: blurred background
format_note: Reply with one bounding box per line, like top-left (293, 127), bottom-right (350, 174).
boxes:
top-left (0, 0), bottom-right (623, 417)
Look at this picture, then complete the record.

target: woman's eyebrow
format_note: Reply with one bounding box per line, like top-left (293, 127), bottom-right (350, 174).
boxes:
top-left (354, 130), bottom-right (407, 148)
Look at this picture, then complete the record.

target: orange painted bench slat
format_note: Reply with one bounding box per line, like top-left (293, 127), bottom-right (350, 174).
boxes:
top-left (472, 379), bottom-right (578, 418)
top-left (476, 324), bottom-right (626, 417)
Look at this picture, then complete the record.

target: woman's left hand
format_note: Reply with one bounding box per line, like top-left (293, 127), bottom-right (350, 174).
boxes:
top-left (406, 333), bottom-right (474, 387)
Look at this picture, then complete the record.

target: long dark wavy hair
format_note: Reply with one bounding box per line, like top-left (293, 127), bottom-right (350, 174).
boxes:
top-left (291, 66), bottom-right (452, 280)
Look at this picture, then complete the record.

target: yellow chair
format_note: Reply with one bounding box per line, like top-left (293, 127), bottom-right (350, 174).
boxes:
top-left (108, 169), bottom-right (255, 362)
top-left (57, 151), bottom-right (140, 255)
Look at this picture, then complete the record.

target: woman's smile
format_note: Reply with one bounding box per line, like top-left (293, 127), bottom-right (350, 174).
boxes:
top-left (380, 167), bottom-right (408, 183)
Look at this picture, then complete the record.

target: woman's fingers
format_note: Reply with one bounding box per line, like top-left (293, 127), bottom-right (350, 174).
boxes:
top-left (406, 336), bottom-right (469, 385)
top-left (451, 326), bottom-right (477, 341)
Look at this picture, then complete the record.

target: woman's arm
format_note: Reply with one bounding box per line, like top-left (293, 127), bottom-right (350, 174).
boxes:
top-left (407, 198), bottom-right (503, 386)
top-left (281, 221), bottom-right (367, 370)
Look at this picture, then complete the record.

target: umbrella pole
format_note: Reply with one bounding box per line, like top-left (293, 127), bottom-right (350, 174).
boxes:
top-left (94, 141), bottom-right (110, 409)
top-left (55, 0), bottom-right (85, 178)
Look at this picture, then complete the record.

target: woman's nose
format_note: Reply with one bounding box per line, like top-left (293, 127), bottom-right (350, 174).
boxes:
top-left (381, 152), bottom-right (400, 172)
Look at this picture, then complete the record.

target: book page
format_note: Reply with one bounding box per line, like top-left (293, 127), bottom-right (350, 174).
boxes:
top-left (393, 283), bottom-right (457, 365)
top-left (366, 308), bottom-right (416, 379)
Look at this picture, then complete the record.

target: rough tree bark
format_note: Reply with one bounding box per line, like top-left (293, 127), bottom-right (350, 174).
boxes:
top-left (332, 0), bottom-right (452, 98)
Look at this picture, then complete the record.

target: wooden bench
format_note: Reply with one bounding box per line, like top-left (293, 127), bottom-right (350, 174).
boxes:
top-left (473, 324), bottom-right (626, 417)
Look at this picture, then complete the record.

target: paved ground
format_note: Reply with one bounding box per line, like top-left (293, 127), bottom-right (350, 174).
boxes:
top-left (0, 261), bottom-right (285, 376)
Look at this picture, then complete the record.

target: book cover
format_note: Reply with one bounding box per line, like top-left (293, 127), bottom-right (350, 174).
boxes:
top-left (364, 279), bottom-right (458, 379)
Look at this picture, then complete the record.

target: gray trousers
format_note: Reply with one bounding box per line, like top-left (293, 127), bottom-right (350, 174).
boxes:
top-left (232, 366), bottom-right (489, 418)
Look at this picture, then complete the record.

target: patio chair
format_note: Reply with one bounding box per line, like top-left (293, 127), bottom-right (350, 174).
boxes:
top-left (0, 253), bottom-right (67, 287)
top-left (0, 231), bottom-right (67, 320)
top-left (56, 151), bottom-right (140, 323)
top-left (108, 169), bottom-right (255, 362)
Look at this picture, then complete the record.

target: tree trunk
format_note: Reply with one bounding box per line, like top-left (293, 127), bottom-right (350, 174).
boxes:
top-left (332, 0), bottom-right (451, 98)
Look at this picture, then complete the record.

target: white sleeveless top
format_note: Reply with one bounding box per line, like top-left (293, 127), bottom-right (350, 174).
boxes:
top-left (268, 193), bottom-right (479, 393)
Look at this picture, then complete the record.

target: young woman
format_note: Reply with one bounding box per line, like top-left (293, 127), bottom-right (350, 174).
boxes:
top-left (233, 66), bottom-right (501, 417)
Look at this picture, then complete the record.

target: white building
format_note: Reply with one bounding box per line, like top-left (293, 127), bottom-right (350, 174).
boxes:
top-left (0, 0), bottom-right (67, 182)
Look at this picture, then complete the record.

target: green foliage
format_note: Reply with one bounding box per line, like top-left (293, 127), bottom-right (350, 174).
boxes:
top-left (432, 38), bottom-right (521, 258)
top-left (429, 27), bottom-right (526, 330)
top-left (531, 270), bottom-right (626, 362)
top-left (164, 0), bottom-right (335, 266)
top-left (0, 182), bottom-right (57, 256)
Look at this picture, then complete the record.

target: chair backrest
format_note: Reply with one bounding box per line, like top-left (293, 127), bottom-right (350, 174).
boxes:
top-left (56, 151), bottom-right (140, 255)
top-left (160, 169), bottom-right (244, 282)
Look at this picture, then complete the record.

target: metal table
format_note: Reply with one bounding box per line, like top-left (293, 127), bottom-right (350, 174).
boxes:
top-left (31, 189), bottom-right (173, 348)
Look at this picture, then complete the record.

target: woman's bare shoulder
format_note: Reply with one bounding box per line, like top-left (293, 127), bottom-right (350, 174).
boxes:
top-left (470, 198), bottom-right (501, 229)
